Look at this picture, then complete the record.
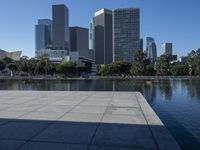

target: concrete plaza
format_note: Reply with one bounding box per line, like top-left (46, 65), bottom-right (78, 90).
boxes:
top-left (0, 91), bottom-right (181, 150)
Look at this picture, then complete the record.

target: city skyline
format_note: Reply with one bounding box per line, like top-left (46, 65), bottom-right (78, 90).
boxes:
top-left (0, 0), bottom-right (199, 58)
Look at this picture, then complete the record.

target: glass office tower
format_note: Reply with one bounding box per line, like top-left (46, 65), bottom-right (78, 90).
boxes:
top-left (113, 8), bottom-right (140, 62)
top-left (69, 27), bottom-right (89, 58)
top-left (93, 8), bottom-right (113, 64)
top-left (146, 37), bottom-right (157, 62)
top-left (35, 19), bottom-right (52, 57)
top-left (162, 43), bottom-right (173, 55)
top-left (52, 4), bottom-right (69, 51)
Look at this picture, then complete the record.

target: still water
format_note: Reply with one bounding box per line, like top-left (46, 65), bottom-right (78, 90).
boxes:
top-left (0, 79), bottom-right (200, 150)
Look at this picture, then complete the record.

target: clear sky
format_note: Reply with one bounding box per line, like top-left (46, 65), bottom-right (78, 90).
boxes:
top-left (0, 0), bottom-right (199, 58)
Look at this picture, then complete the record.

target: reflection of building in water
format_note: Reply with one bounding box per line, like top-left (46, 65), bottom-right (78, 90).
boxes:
top-left (143, 82), bottom-right (157, 102)
top-left (158, 80), bottom-right (172, 101)
top-left (112, 80), bottom-right (144, 92)
top-left (185, 79), bottom-right (200, 99)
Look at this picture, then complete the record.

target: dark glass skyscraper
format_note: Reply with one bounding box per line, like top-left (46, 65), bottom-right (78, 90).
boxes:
top-left (162, 43), bottom-right (172, 55)
top-left (93, 8), bottom-right (113, 64)
top-left (52, 4), bottom-right (69, 51)
top-left (69, 27), bottom-right (89, 58)
top-left (113, 8), bottom-right (140, 62)
top-left (140, 39), bottom-right (143, 52)
top-left (35, 19), bottom-right (52, 56)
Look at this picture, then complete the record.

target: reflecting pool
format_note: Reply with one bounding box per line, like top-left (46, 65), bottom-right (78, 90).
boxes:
top-left (0, 79), bottom-right (200, 149)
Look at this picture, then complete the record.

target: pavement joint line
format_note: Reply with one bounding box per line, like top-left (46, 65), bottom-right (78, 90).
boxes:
top-left (135, 93), bottom-right (160, 150)
top-left (15, 92), bottom-right (96, 150)
top-left (86, 92), bottom-right (115, 150)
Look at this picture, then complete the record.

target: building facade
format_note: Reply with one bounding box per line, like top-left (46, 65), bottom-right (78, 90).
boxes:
top-left (113, 8), bottom-right (140, 62)
top-left (69, 27), bottom-right (89, 58)
top-left (93, 8), bottom-right (113, 64)
top-left (140, 39), bottom-right (143, 52)
top-left (162, 43), bottom-right (172, 55)
top-left (146, 37), bottom-right (157, 62)
top-left (35, 4), bottom-right (70, 61)
top-left (52, 4), bottom-right (69, 51)
top-left (35, 19), bottom-right (52, 57)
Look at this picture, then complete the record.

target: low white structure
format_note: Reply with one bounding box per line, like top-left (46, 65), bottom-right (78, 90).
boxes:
top-left (0, 49), bottom-right (22, 61)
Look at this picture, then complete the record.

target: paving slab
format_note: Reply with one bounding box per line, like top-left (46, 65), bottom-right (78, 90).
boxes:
top-left (0, 91), bottom-right (182, 150)
top-left (88, 145), bottom-right (153, 150)
top-left (0, 120), bottom-right (49, 140)
top-left (18, 142), bottom-right (88, 150)
top-left (91, 124), bottom-right (156, 149)
top-left (33, 122), bottom-right (98, 144)
top-left (0, 140), bottom-right (26, 150)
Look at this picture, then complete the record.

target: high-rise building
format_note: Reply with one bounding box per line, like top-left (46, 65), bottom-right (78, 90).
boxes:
top-left (52, 4), bottom-right (69, 51)
top-left (113, 8), bottom-right (140, 62)
top-left (92, 8), bottom-right (113, 64)
top-left (146, 37), bottom-right (157, 61)
top-left (69, 27), bottom-right (89, 58)
top-left (35, 19), bottom-right (52, 57)
top-left (89, 19), bottom-right (94, 50)
top-left (140, 39), bottom-right (143, 52)
top-left (162, 43), bottom-right (172, 55)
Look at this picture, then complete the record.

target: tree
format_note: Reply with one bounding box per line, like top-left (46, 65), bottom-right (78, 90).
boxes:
top-left (131, 50), bottom-right (153, 76)
top-left (35, 59), bottom-right (46, 74)
top-left (170, 65), bottom-right (189, 76)
top-left (3, 57), bottom-right (13, 64)
top-left (96, 65), bottom-right (102, 75)
top-left (187, 48), bottom-right (200, 75)
top-left (27, 58), bottom-right (38, 75)
top-left (97, 64), bottom-right (113, 76)
top-left (77, 66), bottom-right (88, 75)
top-left (146, 65), bottom-right (156, 76)
top-left (48, 63), bottom-right (58, 75)
top-left (6, 63), bottom-right (18, 71)
top-left (0, 61), bottom-right (5, 70)
top-left (116, 61), bottom-right (132, 75)
top-left (130, 62), bottom-right (145, 75)
top-left (133, 50), bottom-right (144, 62)
top-left (60, 61), bottom-right (76, 76)
top-left (97, 61), bottom-right (132, 76)
top-left (84, 61), bottom-right (92, 73)
top-left (156, 54), bottom-right (171, 75)
top-left (16, 56), bottom-right (29, 72)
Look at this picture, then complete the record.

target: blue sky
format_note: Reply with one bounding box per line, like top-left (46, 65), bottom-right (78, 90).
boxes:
top-left (0, 0), bottom-right (199, 58)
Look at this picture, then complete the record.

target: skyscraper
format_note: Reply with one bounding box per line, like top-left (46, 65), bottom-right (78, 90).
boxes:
top-left (146, 37), bottom-right (157, 62)
top-left (52, 4), bottom-right (69, 51)
top-left (69, 27), bottom-right (89, 58)
top-left (162, 43), bottom-right (172, 55)
top-left (35, 19), bottom-right (52, 57)
top-left (92, 8), bottom-right (113, 64)
top-left (113, 8), bottom-right (140, 62)
top-left (140, 39), bottom-right (143, 52)
top-left (89, 19), bottom-right (94, 51)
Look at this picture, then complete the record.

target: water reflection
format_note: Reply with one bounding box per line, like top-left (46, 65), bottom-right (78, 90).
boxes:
top-left (1, 79), bottom-right (200, 101)
top-left (187, 79), bottom-right (200, 99)
top-left (157, 80), bottom-right (172, 101)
